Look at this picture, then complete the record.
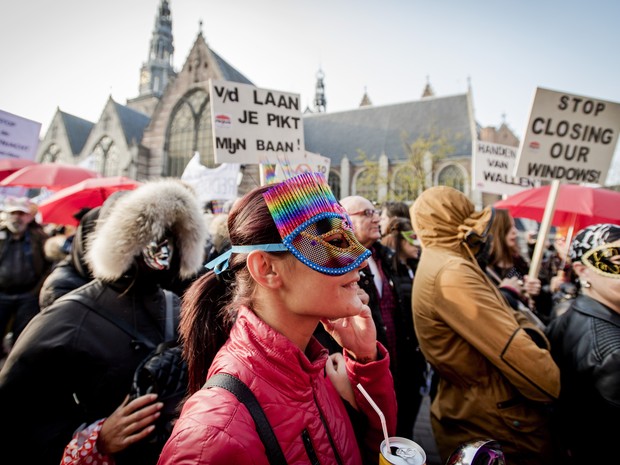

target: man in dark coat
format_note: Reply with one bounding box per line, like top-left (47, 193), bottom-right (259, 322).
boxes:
top-left (0, 197), bottom-right (51, 353)
top-left (314, 194), bottom-right (425, 440)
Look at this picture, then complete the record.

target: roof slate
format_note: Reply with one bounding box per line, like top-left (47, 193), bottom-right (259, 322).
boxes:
top-left (60, 112), bottom-right (94, 155)
top-left (211, 49), bottom-right (254, 85)
top-left (113, 103), bottom-right (151, 145)
top-left (303, 94), bottom-right (473, 166)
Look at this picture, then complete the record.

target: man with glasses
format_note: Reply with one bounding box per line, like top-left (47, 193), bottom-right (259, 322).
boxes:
top-left (328, 195), bottom-right (421, 440)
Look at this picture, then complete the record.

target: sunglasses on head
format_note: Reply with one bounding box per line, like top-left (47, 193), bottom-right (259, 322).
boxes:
top-left (349, 209), bottom-right (381, 218)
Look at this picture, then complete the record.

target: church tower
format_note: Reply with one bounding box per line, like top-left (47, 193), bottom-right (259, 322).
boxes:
top-left (127, 0), bottom-right (176, 116)
top-left (314, 68), bottom-right (327, 113)
top-left (140, 0), bottom-right (175, 97)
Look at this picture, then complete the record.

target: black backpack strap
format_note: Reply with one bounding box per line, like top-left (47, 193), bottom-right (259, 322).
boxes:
top-left (204, 373), bottom-right (287, 465)
top-left (163, 289), bottom-right (175, 340)
top-left (58, 294), bottom-right (156, 350)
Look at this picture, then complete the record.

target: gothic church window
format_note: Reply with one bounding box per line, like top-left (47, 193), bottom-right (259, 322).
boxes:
top-left (392, 165), bottom-right (417, 201)
top-left (166, 89), bottom-right (214, 177)
top-left (92, 136), bottom-right (118, 176)
top-left (437, 164), bottom-right (466, 193)
top-left (40, 143), bottom-right (61, 163)
top-left (328, 171), bottom-right (340, 199)
top-left (353, 168), bottom-right (377, 202)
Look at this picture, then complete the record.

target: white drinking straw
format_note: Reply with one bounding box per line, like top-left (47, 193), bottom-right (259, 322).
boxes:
top-left (357, 383), bottom-right (390, 450)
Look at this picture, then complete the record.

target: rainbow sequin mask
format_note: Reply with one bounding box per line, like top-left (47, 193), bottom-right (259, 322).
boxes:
top-left (263, 172), bottom-right (370, 275)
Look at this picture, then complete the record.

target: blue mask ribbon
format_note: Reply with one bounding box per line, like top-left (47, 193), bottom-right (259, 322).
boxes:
top-left (205, 243), bottom-right (288, 274)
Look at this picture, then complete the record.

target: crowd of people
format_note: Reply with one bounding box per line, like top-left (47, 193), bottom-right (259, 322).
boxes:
top-left (0, 173), bottom-right (617, 465)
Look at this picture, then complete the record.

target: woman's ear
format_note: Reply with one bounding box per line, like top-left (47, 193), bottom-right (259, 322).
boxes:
top-left (246, 251), bottom-right (283, 289)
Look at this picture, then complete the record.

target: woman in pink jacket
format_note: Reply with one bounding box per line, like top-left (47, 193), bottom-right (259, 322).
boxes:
top-left (158, 172), bottom-right (397, 465)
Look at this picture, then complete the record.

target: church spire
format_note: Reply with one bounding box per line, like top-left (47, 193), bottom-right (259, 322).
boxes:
top-left (138, 0), bottom-right (176, 97)
top-left (421, 75), bottom-right (435, 98)
top-left (314, 68), bottom-right (327, 113)
top-left (359, 86), bottom-right (372, 107)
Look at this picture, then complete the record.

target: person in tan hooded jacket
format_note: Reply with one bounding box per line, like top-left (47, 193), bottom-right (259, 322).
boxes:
top-left (410, 186), bottom-right (560, 465)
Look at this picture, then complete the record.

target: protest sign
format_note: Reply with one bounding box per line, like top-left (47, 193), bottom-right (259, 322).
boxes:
top-left (473, 141), bottom-right (539, 196)
top-left (209, 79), bottom-right (304, 164)
top-left (0, 109), bottom-right (41, 160)
top-left (514, 87), bottom-right (620, 184)
top-left (259, 151), bottom-right (331, 185)
top-left (180, 152), bottom-right (240, 205)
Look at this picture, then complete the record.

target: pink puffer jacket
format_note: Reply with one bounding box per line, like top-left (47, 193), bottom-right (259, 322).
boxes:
top-left (158, 306), bottom-right (396, 465)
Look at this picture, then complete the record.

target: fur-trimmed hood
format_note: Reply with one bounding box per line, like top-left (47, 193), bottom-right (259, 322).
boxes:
top-left (87, 179), bottom-right (207, 281)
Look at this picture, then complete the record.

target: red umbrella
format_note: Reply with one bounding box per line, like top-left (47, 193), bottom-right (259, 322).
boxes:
top-left (0, 163), bottom-right (99, 190)
top-left (38, 176), bottom-right (142, 225)
top-left (0, 158), bottom-right (38, 181)
top-left (494, 183), bottom-right (620, 232)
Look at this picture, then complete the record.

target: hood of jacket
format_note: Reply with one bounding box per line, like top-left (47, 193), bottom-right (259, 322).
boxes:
top-left (86, 179), bottom-right (207, 281)
top-left (70, 206), bottom-right (100, 279)
top-left (411, 186), bottom-right (493, 257)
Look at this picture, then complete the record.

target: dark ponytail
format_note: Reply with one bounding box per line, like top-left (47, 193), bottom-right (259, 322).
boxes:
top-left (180, 184), bottom-right (283, 394)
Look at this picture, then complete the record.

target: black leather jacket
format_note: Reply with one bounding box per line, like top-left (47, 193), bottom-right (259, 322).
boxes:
top-left (545, 294), bottom-right (620, 463)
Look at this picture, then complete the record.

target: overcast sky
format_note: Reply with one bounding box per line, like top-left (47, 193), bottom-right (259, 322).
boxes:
top-left (2, 0), bottom-right (620, 183)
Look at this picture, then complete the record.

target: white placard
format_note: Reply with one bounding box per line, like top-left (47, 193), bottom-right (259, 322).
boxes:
top-left (473, 141), bottom-right (539, 195)
top-left (180, 153), bottom-right (240, 204)
top-left (0, 109), bottom-right (41, 160)
top-left (514, 87), bottom-right (620, 184)
top-left (259, 151), bottom-right (331, 185)
top-left (209, 79), bottom-right (305, 163)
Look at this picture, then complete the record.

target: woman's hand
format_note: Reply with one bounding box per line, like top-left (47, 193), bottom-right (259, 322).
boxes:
top-left (320, 289), bottom-right (377, 363)
top-left (325, 352), bottom-right (358, 410)
top-left (97, 394), bottom-right (163, 455)
top-left (523, 275), bottom-right (541, 297)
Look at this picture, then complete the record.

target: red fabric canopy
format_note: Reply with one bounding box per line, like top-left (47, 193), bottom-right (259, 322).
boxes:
top-left (494, 184), bottom-right (620, 232)
top-left (38, 176), bottom-right (141, 225)
top-left (0, 163), bottom-right (99, 190)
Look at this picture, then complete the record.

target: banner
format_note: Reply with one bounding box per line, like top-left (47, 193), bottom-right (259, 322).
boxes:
top-left (209, 79), bottom-right (304, 163)
top-left (473, 141), bottom-right (539, 196)
top-left (0, 109), bottom-right (41, 160)
top-left (180, 153), bottom-right (240, 205)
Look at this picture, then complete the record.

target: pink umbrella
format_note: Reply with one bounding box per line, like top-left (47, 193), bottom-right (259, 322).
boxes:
top-left (494, 183), bottom-right (620, 232)
top-left (38, 176), bottom-right (142, 225)
top-left (0, 163), bottom-right (99, 190)
top-left (0, 158), bottom-right (38, 181)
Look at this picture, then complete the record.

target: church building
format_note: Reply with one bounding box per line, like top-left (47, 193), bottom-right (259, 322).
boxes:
top-left (35, 0), bottom-right (517, 207)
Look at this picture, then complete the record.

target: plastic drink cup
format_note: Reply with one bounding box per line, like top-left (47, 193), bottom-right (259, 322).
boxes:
top-left (379, 437), bottom-right (426, 465)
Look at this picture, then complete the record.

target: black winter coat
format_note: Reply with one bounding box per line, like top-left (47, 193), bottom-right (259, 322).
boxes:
top-left (0, 278), bottom-right (180, 465)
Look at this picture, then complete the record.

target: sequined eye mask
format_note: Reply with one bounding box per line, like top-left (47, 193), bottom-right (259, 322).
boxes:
top-left (205, 172), bottom-right (370, 276)
top-left (263, 172), bottom-right (370, 275)
top-left (581, 241), bottom-right (620, 278)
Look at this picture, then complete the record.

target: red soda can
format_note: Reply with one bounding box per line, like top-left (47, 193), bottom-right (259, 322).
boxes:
top-left (379, 437), bottom-right (426, 465)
